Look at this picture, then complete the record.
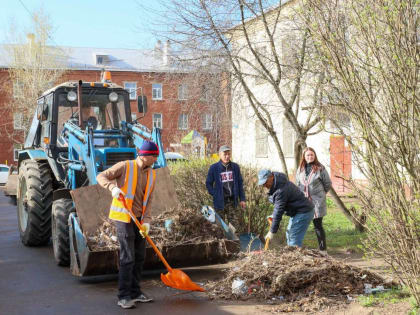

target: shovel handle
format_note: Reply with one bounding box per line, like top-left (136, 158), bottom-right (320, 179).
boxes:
top-left (265, 216), bottom-right (273, 251)
top-left (119, 195), bottom-right (173, 272)
top-left (264, 238), bottom-right (270, 251)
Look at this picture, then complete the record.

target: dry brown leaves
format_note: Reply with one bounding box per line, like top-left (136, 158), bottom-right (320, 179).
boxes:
top-left (150, 207), bottom-right (225, 248)
top-left (206, 247), bottom-right (396, 312)
top-left (86, 219), bottom-right (119, 251)
top-left (86, 206), bottom-right (225, 251)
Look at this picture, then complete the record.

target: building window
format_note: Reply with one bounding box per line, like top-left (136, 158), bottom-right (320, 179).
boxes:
top-left (255, 46), bottom-right (267, 85)
top-left (124, 82), bottom-right (137, 100)
top-left (281, 34), bottom-right (299, 76)
top-left (153, 113), bottom-right (162, 129)
top-left (283, 118), bottom-right (296, 157)
top-left (14, 149), bottom-right (19, 161)
top-left (202, 113), bottom-right (212, 130)
top-left (200, 85), bottom-right (209, 101)
top-left (178, 84), bottom-right (188, 100)
top-left (13, 112), bottom-right (23, 130)
top-left (255, 120), bottom-right (268, 157)
top-left (95, 54), bottom-right (108, 65)
top-left (13, 81), bottom-right (24, 98)
top-left (152, 83), bottom-right (162, 100)
top-left (178, 113), bottom-right (188, 130)
top-left (13, 144), bottom-right (22, 161)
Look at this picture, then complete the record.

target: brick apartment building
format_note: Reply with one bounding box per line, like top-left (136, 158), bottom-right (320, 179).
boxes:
top-left (0, 41), bottom-right (231, 165)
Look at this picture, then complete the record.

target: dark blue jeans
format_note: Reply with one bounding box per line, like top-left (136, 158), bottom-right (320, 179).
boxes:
top-left (115, 219), bottom-right (146, 300)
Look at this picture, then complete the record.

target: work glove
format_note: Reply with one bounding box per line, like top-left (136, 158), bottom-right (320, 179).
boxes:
top-left (111, 187), bottom-right (124, 199)
top-left (265, 231), bottom-right (274, 241)
top-left (140, 223), bottom-right (150, 238)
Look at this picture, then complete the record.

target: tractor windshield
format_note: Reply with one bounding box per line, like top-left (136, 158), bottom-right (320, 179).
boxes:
top-left (57, 90), bottom-right (128, 137)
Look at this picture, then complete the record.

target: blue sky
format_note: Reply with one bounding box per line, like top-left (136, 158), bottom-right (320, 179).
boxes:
top-left (0, 0), bottom-right (164, 49)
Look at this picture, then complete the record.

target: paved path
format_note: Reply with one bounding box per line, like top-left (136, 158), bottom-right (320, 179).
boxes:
top-left (0, 190), bottom-right (240, 315)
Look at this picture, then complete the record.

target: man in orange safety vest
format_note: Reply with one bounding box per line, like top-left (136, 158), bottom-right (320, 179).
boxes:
top-left (97, 140), bottom-right (158, 309)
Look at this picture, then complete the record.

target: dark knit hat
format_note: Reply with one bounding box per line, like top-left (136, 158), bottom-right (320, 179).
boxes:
top-left (138, 140), bottom-right (159, 156)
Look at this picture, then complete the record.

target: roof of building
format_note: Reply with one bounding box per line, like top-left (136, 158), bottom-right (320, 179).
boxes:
top-left (0, 41), bottom-right (183, 73)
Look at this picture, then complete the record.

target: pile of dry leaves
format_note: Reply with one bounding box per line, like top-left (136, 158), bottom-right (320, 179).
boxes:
top-left (207, 247), bottom-right (396, 312)
top-left (86, 207), bottom-right (225, 251)
top-left (150, 207), bottom-right (225, 247)
top-left (86, 219), bottom-right (119, 251)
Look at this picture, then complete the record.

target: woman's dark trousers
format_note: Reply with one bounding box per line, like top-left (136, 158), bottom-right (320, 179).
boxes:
top-left (313, 217), bottom-right (326, 251)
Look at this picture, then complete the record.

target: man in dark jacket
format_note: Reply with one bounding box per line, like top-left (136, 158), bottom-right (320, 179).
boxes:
top-left (258, 169), bottom-right (314, 247)
top-left (206, 145), bottom-right (246, 229)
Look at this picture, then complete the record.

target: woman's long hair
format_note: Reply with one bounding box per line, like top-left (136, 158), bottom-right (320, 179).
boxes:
top-left (298, 147), bottom-right (322, 172)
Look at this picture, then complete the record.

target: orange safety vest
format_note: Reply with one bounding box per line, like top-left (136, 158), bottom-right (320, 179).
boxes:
top-left (108, 160), bottom-right (156, 223)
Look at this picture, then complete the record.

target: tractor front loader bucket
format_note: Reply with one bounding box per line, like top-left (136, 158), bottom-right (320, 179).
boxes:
top-left (69, 167), bottom-right (179, 276)
top-left (68, 167), bottom-right (239, 277)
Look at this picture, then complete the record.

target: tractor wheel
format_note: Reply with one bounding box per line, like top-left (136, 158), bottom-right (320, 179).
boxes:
top-left (17, 160), bottom-right (53, 246)
top-left (52, 198), bottom-right (75, 266)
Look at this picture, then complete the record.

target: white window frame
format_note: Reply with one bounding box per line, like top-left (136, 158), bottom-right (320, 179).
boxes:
top-left (255, 120), bottom-right (268, 158)
top-left (13, 143), bottom-right (23, 161)
top-left (178, 84), bottom-right (188, 100)
top-left (13, 112), bottom-right (23, 130)
top-left (283, 118), bottom-right (296, 157)
top-left (13, 81), bottom-right (24, 99)
top-left (124, 82), bottom-right (137, 100)
top-left (96, 56), bottom-right (103, 65)
top-left (178, 113), bottom-right (188, 130)
top-left (95, 54), bottom-right (108, 65)
top-left (202, 113), bottom-right (212, 130)
top-left (14, 149), bottom-right (19, 161)
top-left (255, 46), bottom-right (267, 85)
top-left (152, 83), bottom-right (162, 100)
top-left (153, 113), bottom-right (163, 129)
top-left (200, 85), bottom-right (209, 102)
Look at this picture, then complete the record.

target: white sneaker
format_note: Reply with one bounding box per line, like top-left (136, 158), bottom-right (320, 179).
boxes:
top-left (131, 292), bottom-right (153, 303)
top-left (117, 299), bottom-right (135, 309)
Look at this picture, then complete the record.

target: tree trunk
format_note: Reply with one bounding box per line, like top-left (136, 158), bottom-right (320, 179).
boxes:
top-left (272, 134), bottom-right (288, 177)
top-left (329, 187), bottom-right (365, 232)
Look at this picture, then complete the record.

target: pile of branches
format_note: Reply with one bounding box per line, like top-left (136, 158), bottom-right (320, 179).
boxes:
top-left (86, 219), bottom-right (119, 251)
top-left (207, 247), bottom-right (396, 312)
top-left (86, 207), bottom-right (225, 251)
top-left (150, 206), bottom-right (225, 248)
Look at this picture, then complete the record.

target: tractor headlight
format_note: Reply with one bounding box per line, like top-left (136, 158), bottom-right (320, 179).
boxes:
top-left (67, 91), bottom-right (77, 102)
top-left (109, 92), bottom-right (118, 102)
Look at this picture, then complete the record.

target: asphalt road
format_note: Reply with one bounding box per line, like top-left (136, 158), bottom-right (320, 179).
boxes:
top-left (0, 190), bottom-right (236, 315)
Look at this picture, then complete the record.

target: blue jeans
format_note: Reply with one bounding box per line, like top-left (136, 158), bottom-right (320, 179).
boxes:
top-left (286, 210), bottom-right (314, 247)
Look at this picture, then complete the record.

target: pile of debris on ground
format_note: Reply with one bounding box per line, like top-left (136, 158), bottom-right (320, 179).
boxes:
top-left (86, 206), bottom-right (225, 251)
top-left (206, 247), bottom-right (397, 312)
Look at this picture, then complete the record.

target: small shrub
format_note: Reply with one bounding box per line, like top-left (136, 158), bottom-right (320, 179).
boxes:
top-left (168, 159), bottom-right (273, 238)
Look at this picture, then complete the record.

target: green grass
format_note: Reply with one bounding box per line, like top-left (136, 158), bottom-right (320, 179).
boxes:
top-left (302, 205), bottom-right (365, 252)
top-left (357, 288), bottom-right (411, 307)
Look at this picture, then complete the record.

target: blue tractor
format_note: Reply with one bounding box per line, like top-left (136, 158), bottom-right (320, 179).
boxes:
top-left (16, 73), bottom-right (238, 276)
top-left (16, 74), bottom-right (167, 265)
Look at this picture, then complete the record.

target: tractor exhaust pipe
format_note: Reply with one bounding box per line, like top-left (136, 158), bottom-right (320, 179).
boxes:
top-left (77, 80), bottom-right (83, 127)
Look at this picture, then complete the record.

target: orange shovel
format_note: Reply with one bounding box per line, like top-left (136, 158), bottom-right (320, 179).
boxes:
top-left (118, 195), bottom-right (205, 292)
